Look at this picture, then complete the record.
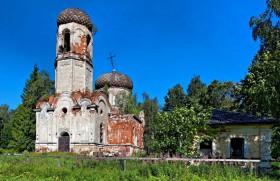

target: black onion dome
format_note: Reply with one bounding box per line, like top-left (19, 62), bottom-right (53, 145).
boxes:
top-left (57, 8), bottom-right (93, 31)
top-left (95, 71), bottom-right (133, 90)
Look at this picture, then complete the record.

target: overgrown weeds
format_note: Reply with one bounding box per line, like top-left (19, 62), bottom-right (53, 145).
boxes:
top-left (0, 155), bottom-right (277, 180)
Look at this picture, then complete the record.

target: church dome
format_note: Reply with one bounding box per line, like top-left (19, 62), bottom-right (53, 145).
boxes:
top-left (95, 71), bottom-right (133, 90)
top-left (57, 8), bottom-right (93, 31)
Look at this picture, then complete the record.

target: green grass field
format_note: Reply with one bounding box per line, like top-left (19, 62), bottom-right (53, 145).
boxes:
top-left (0, 155), bottom-right (279, 181)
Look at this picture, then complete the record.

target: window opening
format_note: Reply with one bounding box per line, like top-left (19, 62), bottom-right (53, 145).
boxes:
top-left (62, 107), bottom-right (67, 114)
top-left (230, 138), bottom-right (244, 159)
top-left (63, 29), bottom-right (70, 52)
top-left (61, 132), bottom-right (69, 137)
top-left (137, 129), bottom-right (140, 146)
top-left (199, 140), bottom-right (212, 158)
top-left (200, 140), bottom-right (212, 150)
top-left (100, 123), bottom-right (104, 143)
top-left (86, 34), bottom-right (91, 46)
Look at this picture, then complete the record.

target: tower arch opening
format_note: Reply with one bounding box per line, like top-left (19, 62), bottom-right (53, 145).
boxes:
top-left (62, 29), bottom-right (70, 52)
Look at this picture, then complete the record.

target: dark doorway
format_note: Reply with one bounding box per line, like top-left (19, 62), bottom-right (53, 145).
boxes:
top-left (58, 132), bottom-right (70, 152)
top-left (230, 138), bottom-right (244, 159)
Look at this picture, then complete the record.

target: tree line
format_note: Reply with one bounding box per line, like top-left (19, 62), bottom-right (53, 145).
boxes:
top-left (0, 66), bottom-right (54, 153)
top-left (1, 0), bottom-right (280, 158)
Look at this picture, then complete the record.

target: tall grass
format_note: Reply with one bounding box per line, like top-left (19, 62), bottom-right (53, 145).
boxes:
top-left (0, 155), bottom-right (276, 181)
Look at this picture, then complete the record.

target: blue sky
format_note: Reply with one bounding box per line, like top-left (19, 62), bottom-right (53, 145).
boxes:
top-left (0, 0), bottom-right (266, 110)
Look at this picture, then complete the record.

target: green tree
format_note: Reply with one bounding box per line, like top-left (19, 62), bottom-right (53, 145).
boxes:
top-left (153, 105), bottom-right (213, 157)
top-left (116, 92), bottom-right (141, 116)
top-left (8, 105), bottom-right (31, 152)
top-left (0, 104), bottom-right (9, 132)
top-left (0, 104), bottom-right (11, 149)
top-left (141, 93), bottom-right (159, 155)
top-left (237, 0), bottom-right (280, 158)
top-left (186, 75), bottom-right (207, 108)
top-left (21, 66), bottom-right (54, 110)
top-left (205, 80), bottom-right (237, 111)
top-left (238, 0), bottom-right (280, 117)
top-left (187, 75), bottom-right (206, 97)
top-left (9, 65), bottom-right (54, 152)
top-left (186, 76), bottom-right (238, 110)
top-left (163, 84), bottom-right (187, 111)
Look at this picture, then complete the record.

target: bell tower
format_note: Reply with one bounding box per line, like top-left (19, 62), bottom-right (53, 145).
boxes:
top-left (55, 8), bottom-right (97, 93)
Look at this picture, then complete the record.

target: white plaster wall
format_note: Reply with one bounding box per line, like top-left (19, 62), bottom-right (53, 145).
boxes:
top-left (73, 60), bottom-right (85, 92)
top-left (215, 125), bottom-right (272, 159)
top-left (85, 63), bottom-right (93, 92)
top-left (56, 60), bottom-right (72, 93)
top-left (36, 94), bottom-right (97, 151)
top-left (260, 129), bottom-right (272, 161)
top-left (56, 59), bottom-right (93, 93)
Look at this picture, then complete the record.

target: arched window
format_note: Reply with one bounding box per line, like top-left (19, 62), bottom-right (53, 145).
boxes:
top-left (63, 29), bottom-right (70, 52)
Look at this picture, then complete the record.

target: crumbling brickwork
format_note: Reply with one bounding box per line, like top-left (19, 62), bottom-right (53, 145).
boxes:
top-left (108, 113), bottom-right (144, 147)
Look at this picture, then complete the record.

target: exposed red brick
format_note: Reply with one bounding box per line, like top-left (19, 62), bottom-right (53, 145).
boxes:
top-left (49, 95), bottom-right (55, 105)
top-left (71, 35), bottom-right (87, 55)
top-left (71, 108), bottom-right (81, 115)
top-left (107, 114), bottom-right (144, 147)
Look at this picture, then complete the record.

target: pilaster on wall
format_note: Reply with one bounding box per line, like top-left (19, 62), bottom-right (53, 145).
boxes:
top-left (260, 129), bottom-right (272, 161)
top-left (244, 137), bottom-right (249, 158)
top-left (212, 139), bottom-right (217, 157)
top-left (260, 129), bottom-right (272, 169)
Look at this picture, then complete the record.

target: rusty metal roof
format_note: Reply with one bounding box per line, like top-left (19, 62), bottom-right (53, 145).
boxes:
top-left (210, 109), bottom-right (279, 125)
top-left (57, 8), bottom-right (93, 31)
top-left (95, 71), bottom-right (133, 90)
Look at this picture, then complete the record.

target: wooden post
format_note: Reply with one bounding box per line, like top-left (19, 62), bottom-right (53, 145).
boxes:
top-left (135, 159), bottom-right (138, 168)
top-left (57, 157), bottom-right (61, 168)
top-left (88, 157), bottom-right (92, 169)
top-left (26, 156), bottom-right (30, 162)
top-left (123, 160), bottom-right (126, 171)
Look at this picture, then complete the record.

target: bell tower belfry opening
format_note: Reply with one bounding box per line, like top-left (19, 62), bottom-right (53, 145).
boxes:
top-left (55, 8), bottom-right (97, 94)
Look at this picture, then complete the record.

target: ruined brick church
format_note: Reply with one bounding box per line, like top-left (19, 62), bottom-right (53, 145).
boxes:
top-left (34, 8), bottom-right (144, 156)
